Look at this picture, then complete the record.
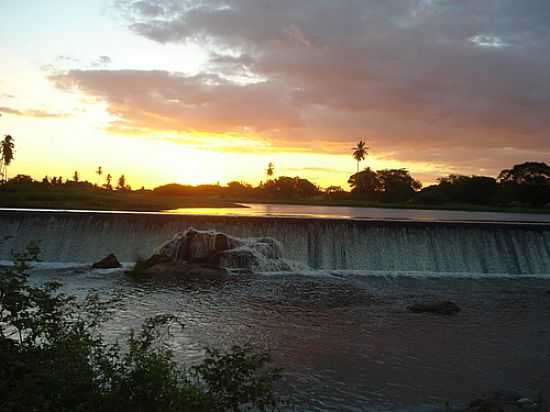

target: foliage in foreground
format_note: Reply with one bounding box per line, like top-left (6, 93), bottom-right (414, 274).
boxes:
top-left (0, 244), bottom-right (281, 412)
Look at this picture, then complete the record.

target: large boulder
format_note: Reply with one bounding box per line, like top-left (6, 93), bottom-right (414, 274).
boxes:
top-left (154, 229), bottom-right (243, 263)
top-left (407, 300), bottom-right (461, 315)
top-left (134, 228), bottom-right (288, 275)
top-left (92, 253), bottom-right (122, 269)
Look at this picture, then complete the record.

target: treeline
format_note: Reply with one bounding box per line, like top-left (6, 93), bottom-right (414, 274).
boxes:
top-left (1, 172), bottom-right (134, 192)
top-left (3, 161), bottom-right (550, 209)
top-left (416, 162), bottom-right (550, 207)
top-left (346, 162), bottom-right (550, 207)
top-left (153, 162), bottom-right (550, 208)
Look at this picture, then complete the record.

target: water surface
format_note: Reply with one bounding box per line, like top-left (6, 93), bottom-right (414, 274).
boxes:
top-left (167, 203), bottom-right (550, 223)
top-left (29, 265), bottom-right (550, 412)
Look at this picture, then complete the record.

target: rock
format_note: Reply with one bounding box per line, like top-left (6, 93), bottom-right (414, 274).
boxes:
top-left (132, 228), bottom-right (289, 276)
top-left (210, 248), bottom-right (257, 270)
top-left (407, 300), bottom-right (461, 315)
top-left (92, 253), bottom-right (121, 269)
top-left (153, 228), bottom-right (285, 270)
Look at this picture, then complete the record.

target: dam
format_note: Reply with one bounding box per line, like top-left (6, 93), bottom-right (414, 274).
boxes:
top-left (1, 209), bottom-right (550, 275)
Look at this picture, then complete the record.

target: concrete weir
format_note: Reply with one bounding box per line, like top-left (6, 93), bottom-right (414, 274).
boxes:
top-left (1, 210), bottom-right (550, 274)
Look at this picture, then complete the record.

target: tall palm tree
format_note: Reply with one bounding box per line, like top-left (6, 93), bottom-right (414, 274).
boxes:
top-left (352, 140), bottom-right (368, 173)
top-left (96, 166), bottom-right (103, 185)
top-left (105, 173), bottom-right (112, 190)
top-left (266, 162), bottom-right (275, 180)
top-left (0, 135), bottom-right (15, 182)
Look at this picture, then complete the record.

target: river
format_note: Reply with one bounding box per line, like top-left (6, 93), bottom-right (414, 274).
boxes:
top-left (2, 207), bottom-right (550, 411)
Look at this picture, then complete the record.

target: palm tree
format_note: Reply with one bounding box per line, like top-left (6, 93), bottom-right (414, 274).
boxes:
top-left (96, 166), bottom-right (103, 185)
top-left (266, 162), bottom-right (275, 180)
top-left (0, 135), bottom-right (15, 182)
top-left (352, 140), bottom-right (368, 172)
top-left (117, 174), bottom-right (126, 191)
top-left (105, 174), bottom-right (112, 190)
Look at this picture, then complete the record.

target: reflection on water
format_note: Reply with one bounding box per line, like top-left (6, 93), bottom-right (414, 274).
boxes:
top-left (166, 203), bottom-right (550, 223)
top-left (30, 266), bottom-right (550, 411)
top-left (3, 204), bottom-right (550, 223)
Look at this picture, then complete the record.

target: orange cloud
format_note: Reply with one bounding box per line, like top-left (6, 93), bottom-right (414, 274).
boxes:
top-left (0, 106), bottom-right (70, 119)
top-left (48, 0), bottom-right (550, 178)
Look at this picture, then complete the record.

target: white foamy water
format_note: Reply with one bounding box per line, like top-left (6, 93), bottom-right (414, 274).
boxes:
top-left (2, 209), bottom-right (550, 275)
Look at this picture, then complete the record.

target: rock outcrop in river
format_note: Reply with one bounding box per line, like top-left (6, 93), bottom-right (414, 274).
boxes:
top-left (132, 228), bottom-right (293, 276)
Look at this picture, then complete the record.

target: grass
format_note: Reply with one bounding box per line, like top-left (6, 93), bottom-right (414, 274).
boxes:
top-left (0, 187), bottom-right (243, 212)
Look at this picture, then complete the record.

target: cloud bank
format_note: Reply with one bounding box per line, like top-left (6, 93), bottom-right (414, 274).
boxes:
top-left (52, 0), bottom-right (550, 174)
top-left (0, 106), bottom-right (70, 119)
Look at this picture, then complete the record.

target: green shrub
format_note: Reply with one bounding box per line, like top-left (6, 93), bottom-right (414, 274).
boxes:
top-left (0, 245), bottom-right (281, 412)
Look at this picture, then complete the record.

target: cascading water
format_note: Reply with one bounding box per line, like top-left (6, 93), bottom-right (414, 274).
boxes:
top-left (1, 210), bottom-right (550, 275)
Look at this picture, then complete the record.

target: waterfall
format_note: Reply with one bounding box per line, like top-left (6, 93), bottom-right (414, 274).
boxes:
top-left (1, 210), bottom-right (550, 275)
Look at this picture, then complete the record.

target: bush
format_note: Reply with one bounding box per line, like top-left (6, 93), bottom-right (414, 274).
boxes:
top-left (0, 245), bottom-right (282, 412)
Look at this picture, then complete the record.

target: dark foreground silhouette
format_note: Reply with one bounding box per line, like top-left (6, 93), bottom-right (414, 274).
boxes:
top-left (0, 245), bottom-right (282, 412)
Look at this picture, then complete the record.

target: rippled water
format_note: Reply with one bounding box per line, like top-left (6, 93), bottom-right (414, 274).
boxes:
top-left (28, 265), bottom-right (550, 411)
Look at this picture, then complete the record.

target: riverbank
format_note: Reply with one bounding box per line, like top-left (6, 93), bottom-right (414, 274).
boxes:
top-left (3, 190), bottom-right (549, 215)
top-left (0, 189), bottom-right (243, 211)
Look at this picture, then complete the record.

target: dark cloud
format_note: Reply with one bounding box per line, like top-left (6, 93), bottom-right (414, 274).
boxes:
top-left (91, 56), bottom-right (113, 67)
top-left (0, 106), bottom-right (70, 119)
top-left (56, 55), bottom-right (80, 63)
top-left (52, 0), bottom-right (550, 175)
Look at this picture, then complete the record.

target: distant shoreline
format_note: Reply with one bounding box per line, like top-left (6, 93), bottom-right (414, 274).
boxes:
top-left (2, 196), bottom-right (550, 216)
top-left (2, 180), bottom-right (550, 215)
top-left (0, 192), bottom-right (245, 212)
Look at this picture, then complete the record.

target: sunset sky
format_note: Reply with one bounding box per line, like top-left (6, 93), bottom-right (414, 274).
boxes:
top-left (1, 0), bottom-right (549, 189)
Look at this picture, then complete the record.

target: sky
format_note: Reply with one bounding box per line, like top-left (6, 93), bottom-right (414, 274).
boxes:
top-left (1, 0), bottom-right (549, 189)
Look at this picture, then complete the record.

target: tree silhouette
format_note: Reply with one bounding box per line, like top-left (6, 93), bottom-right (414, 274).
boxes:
top-left (377, 169), bottom-right (422, 203)
top-left (0, 135), bottom-right (15, 182)
top-left (96, 166), bottom-right (103, 185)
top-left (352, 140), bottom-right (368, 173)
top-left (104, 173), bottom-right (112, 190)
top-left (497, 162), bottom-right (550, 207)
top-left (498, 162), bottom-right (550, 185)
top-left (266, 162), bottom-right (275, 180)
top-left (117, 174), bottom-right (127, 191)
top-left (73, 170), bottom-right (79, 183)
top-left (347, 167), bottom-right (380, 198)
